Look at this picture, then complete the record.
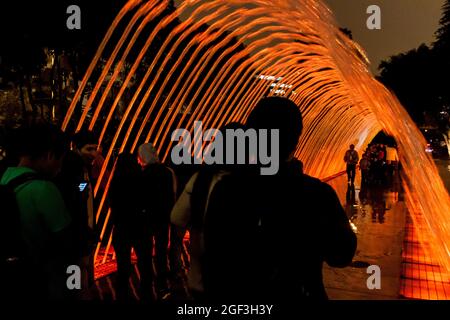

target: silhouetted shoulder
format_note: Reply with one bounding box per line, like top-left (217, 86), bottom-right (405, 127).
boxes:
top-left (302, 174), bottom-right (333, 191)
top-left (299, 174), bottom-right (342, 206)
top-left (302, 174), bottom-right (322, 186)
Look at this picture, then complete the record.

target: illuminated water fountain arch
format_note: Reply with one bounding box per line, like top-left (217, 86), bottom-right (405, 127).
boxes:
top-left (62, 0), bottom-right (450, 273)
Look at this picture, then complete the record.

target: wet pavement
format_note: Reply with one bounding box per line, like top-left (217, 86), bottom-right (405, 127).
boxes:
top-left (323, 172), bottom-right (407, 299)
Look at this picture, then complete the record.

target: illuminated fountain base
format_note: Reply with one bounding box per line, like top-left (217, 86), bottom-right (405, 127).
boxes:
top-left (401, 214), bottom-right (450, 299)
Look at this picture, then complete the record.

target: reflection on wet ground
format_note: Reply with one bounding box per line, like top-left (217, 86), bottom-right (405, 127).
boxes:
top-left (323, 172), bottom-right (407, 299)
top-left (324, 163), bottom-right (450, 300)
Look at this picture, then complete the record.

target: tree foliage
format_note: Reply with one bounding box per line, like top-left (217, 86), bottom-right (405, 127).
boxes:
top-left (378, 0), bottom-right (450, 129)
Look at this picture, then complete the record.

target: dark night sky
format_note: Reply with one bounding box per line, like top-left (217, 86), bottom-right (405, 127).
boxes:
top-left (173, 0), bottom-right (446, 75)
top-left (0, 0), bottom-right (445, 76)
top-left (325, 0), bottom-right (445, 75)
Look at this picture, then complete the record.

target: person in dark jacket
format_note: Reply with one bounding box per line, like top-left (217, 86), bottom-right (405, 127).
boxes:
top-left (203, 97), bottom-right (357, 301)
top-left (110, 152), bottom-right (154, 301)
top-left (344, 144), bottom-right (359, 186)
top-left (137, 143), bottom-right (176, 300)
top-left (55, 129), bottom-right (98, 299)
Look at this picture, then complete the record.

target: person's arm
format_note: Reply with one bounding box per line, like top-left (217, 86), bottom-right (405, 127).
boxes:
top-left (319, 183), bottom-right (357, 267)
top-left (163, 168), bottom-right (176, 214)
top-left (170, 172), bottom-right (198, 228)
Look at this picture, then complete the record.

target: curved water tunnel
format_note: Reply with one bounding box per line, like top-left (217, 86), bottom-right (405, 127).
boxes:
top-left (62, 0), bottom-right (450, 275)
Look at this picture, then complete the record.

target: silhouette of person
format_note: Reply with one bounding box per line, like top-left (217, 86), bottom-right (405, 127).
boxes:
top-left (110, 152), bottom-right (154, 300)
top-left (137, 143), bottom-right (176, 300)
top-left (55, 129), bottom-right (98, 299)
top-left (359, 153), bottom-right (370, 186)
top-left (1, 123), bottom-right (72, 300)
top-left (344, 144), bottom-right (359, 185)
top-left (202, 97), bottom-right (357, 301)
top-left (171, 122), bottom-right (246, 301)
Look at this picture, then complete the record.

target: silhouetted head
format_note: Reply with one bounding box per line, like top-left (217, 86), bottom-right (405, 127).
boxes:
top-left (115, 152), bottom-right (141, 179)
top-left (137, 142), bottom-right (159, 167)
top-left (72, 129), bottom-right (98, 166)
top-left (220, 121), bottom-right (247, 147)
top-left (350, 144), bottom-right (355, 150)
top-left (220, 121), bottom-right (247, 168)
top-left (16, 123), bottom-right (69, 177)
top-left (246, 97), bottom-right (303, 161)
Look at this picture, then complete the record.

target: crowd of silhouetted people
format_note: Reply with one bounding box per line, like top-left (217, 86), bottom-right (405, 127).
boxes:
top-left (343, 142), bottom-right (400, 226)
top-left (0, 97), bottom-right (357, 302)
top-left (359, 143), bottom-right (399, 187)
top-left (344, 142), bottom-right (399, 188)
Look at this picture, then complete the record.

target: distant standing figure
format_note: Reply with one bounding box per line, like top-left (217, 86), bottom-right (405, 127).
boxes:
top-left (344, 144), bottom-right (359, 185)
top-left (359, 153), bottom-right (370, 186)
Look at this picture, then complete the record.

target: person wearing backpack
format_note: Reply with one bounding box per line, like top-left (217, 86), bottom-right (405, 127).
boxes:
top-left (344, 144), bottom-right (359, 186)
top-left (202, 97), bottom-right (357, 301)
top-left (0, 123), bottom-right (72, 300)
top-left (170, 122), bottom-right (245, 301)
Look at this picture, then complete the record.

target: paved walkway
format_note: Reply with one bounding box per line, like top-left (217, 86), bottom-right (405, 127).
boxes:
top-left (323, 173), bottom-right (406, 299)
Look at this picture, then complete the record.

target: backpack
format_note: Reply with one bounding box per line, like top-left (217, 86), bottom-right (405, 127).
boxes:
top-left (347, 150), bottom-right (358, 164)
top-left (203, 172), bottom-right (272, 301)
top-left (203, 165), bottom-right (329, 301)
top-left (0, 172), bottom-right (38, 267)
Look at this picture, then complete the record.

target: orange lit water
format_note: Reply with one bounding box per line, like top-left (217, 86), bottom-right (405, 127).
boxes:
top-left (62, 0), bottom-right (450, 287)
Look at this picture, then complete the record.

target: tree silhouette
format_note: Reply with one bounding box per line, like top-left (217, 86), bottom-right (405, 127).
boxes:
top-left (378, 44), bottom-right (441, 125)
top-left (435, 0), bottom-right (450, 51)
top-left (433, 0), bottom-right (450, 113)
top-left (0, 0), bottom-right (129, 125)
top-left (378, 0), bottom-right (450, 130)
